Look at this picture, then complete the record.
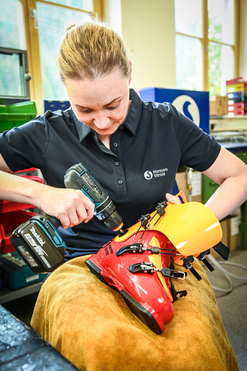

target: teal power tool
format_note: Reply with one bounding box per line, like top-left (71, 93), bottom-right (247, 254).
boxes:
top-left (10, 163), bottom-right (123, 273)
top-left (64, 163), bottom-right (123, 232)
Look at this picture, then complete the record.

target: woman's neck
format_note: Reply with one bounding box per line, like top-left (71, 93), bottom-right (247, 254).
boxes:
top-left (98, 135), bottom-right (111, 149)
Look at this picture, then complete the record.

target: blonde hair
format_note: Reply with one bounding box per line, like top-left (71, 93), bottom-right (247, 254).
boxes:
top-left (58, 20), bottom-right (130, 81)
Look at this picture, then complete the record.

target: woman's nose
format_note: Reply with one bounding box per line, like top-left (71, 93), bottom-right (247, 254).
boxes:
top-left (93, 113), bottom-right (110, 129)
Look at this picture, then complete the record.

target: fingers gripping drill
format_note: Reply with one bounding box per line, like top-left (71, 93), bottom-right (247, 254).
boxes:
top-left (10, 163), bottom-right (123, 273)
top-left (64, 163), bottom-right (123, 232)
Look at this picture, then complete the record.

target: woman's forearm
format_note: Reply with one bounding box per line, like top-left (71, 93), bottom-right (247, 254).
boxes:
top-left (0, 171), bottom-right (46, 206)
top-left (0, 171), bottom-right (95, 228)
top-left (202, 147), bottom-right (247, 221)
top-left (205, 174), bottom-right (247, 221)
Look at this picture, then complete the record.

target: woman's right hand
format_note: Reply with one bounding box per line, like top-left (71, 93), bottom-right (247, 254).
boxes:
top-left (36, 185), bottom-right (95, 229)
top-left (0, 157), bottom-right (95, 228)
top-left (0, 163), bottom-right (95, 229)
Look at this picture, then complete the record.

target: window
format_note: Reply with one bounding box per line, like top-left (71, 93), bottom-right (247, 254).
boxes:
top-left (175, 0), bottom-right (238, 96)
top-left (0, 0), bottom-right (103, 113)
top-left (36, 2), bottom-right (92, 101)
top-left (0, 47), bottom-right (30, 99)
top-left (0, 0), bottom-right (29, 102)
top-left (41, 0), bottom-right (93, 12)
top-left (0, 0), bottom-right (26, 49)
top-left (208, 0), bottom-right (235, 95)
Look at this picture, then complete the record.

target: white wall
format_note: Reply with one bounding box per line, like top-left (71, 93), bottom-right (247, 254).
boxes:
top-left (104, 0), bottom-right (122, 35)
top-left (120, 0), bottom-right (176, 91)
top-left (104, 0), bottom-right (247, 90)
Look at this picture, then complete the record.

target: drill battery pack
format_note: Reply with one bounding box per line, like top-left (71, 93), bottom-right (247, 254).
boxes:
top-left (0, 251), bottom-right (46, 290)
top-left (10, 215), bottom-right (66, 274)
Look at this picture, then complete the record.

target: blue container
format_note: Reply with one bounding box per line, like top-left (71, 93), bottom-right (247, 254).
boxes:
top-left (0, 251), bottom-right (46, 289)
top-left (139, 87), bottom-right (210, 134)
top-left (44, 100), bottom-right (70, 112)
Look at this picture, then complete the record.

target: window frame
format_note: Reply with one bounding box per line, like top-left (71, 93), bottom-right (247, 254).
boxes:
top-left (0, 46), bottom-right (31, 100)
top-left (175, 0), bottom-right (240, 93)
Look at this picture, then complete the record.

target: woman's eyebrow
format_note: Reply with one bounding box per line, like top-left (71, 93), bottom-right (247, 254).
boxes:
top-left (75, 104), bottom-right (91, 109)
top-left (105, 96), bottom-right (122, 105)
top-left (75, 96), bottom-right (122, 110)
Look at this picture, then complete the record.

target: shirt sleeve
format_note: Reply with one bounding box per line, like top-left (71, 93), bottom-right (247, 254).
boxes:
top-left (172, 106), bottom-right (221, 172)
top-left (0, 116), bottom-right (49, 172)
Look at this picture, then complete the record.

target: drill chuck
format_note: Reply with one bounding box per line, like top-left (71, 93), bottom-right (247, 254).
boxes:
top-left (96, 197), bottom-right (123, 231)
top-left (64, 163), bottom-right (123, 231)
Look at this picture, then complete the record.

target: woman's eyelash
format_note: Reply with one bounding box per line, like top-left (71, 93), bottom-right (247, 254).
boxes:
top-left (79, 109), bottom-right (92, 113)
top-left (107, 104), bottom-right (119, 110)
top-left (78, 104), bottom-right (119, 113)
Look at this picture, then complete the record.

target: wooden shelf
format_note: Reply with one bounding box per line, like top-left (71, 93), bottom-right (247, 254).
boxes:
top-left (210, 115), bottom-right (247, 132)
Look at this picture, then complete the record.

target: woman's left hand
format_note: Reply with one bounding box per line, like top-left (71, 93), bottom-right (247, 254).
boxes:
top-left (165, 193), bottom-right (183, 205)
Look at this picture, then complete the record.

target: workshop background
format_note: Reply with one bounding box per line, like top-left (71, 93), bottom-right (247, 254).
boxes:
top-left (0, 1), bottom-right (247, 370)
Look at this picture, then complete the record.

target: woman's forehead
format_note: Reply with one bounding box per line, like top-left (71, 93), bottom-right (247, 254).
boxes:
top-left (65, 71), bottom-right (129, 106)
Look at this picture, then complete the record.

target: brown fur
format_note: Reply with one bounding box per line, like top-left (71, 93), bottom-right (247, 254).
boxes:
top-left (31, 256), bottom-right (238, 371)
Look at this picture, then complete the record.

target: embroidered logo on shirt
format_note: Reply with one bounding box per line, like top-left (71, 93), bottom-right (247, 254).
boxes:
top-left (144, 171), bottom-right (153, 180)
top-left (144, 168), bottom-right (168, 180)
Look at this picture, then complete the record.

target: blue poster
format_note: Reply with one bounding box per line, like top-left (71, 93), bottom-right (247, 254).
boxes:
top-left (139, 87), bottom-right (209, 134)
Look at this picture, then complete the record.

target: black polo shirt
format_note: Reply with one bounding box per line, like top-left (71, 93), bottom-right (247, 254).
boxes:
top-left (0, 89), bottom-right (221, 259)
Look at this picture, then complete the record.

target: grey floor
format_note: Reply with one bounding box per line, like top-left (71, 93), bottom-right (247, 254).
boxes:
top-left (205, 249), bottom-right (247, 371)
top-left (2, 249), bottom-right (247, 371)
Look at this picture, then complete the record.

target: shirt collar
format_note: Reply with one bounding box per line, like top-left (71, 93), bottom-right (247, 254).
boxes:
top-left (121, 88), bottom-right (142, 135)
top-left (72, 109), bottom-right (92, 142)
top-left (72, 88), bottom-right (142, 142)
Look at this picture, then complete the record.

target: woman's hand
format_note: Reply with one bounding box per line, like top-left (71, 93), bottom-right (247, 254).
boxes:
top-left (203, 147), bottom-right (247, 220)
top-left (36, 185), bottom-right (95, 229)
top-left (0, 169), bottom-right (95, 229)
top-left (165, 192), bottom-right (184, 205)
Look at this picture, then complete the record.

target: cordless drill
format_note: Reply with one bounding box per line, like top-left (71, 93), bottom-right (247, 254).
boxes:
top-left (10, 163), bottom-right (123, 273)
top-left (64, 163), bottom-right (123, 232)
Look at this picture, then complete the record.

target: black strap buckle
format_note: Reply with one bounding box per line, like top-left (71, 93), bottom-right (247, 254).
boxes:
top-left (139, 214), bottom-right (151, 228)
top-left (182, 256), bottom-right (202, 281)
top-left (128, 262), bottom-right (186, 279)
top-left (160, 267), bottom-right (187, 280)
top-left (116, 243), bottom-right (144, 256)
top-left (128, 262), bottom-right (155, 274)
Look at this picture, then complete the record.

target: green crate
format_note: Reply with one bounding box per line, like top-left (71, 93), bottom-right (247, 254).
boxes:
top-left (0, 101), bottom-right (37, 131)
top-left (239, 202), bottom-right (247, 249)
top-left (0, 251), bottom-right (46, 289)
top-left (235, 152), bottom-right (247, 165)
top-left (236, 154), bottom-right (247, 248)
top-left (202, 175), bottom-right (218, 204)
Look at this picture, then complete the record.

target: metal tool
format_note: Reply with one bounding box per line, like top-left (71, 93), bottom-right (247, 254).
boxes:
top-left (64, 163), bottom-right (123, 232)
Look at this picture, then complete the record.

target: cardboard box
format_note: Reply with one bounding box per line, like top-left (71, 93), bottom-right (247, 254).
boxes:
top-left (228, 215), bottom-right (240, 251)
top-left (176, 171), bottom-right (202, 202)
top-left (210, 96), bottom-right (229, 116)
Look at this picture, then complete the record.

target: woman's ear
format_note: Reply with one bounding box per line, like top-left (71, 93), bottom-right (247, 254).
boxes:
top-left (128, 60), bottom-right (132, 85)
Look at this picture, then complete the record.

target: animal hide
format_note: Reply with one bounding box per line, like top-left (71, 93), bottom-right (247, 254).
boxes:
top-left (31, 255), bottom-right (238, 371)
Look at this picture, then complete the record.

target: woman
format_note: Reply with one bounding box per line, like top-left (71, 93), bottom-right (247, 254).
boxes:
top-left (0, 20), bottom-right (246, 370)
top-left (0, 22), bottom-right (246, 260)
